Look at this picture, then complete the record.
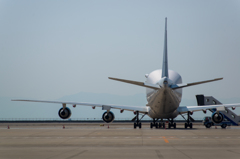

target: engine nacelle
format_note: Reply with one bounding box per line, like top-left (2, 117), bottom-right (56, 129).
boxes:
top-left (102, 111), bottom-right (115, 123)
top-left (58, 107), bottom-right (72, 119)
top-left (211, 112), bottom-right (224, 124)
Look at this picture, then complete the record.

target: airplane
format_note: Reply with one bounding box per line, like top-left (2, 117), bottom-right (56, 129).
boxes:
top-left (12, 18), bottom-right (240, 129)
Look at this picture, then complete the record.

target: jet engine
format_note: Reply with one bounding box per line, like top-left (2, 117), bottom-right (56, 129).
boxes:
top-left (211, 112), bottom-right (224, 124)
top-left (102, 111), bottom-right (115, 123)
top-left (58, 107), bottom-right (72, 119)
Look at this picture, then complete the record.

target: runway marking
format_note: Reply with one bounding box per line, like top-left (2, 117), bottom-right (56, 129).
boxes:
top-left (3, 136), bottom-right (240, 139)
top-left (162, 136), bottom-right (169, 143)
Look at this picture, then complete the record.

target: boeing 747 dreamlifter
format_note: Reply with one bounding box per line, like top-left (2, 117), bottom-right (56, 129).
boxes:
top-left (13, 18), bottom-right (240, 129)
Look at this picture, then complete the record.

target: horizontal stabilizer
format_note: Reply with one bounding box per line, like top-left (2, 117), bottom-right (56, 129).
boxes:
top-left (171, 77), bottom-right (223, 89)
top-left (108, 77), bottom-right (160, 89)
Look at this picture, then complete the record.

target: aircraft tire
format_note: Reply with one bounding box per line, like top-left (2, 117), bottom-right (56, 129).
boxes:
top-left (190, 123), bottom-right (192, 129)
top-left (156, 123), bottom-right (159, 129)
top-left (159, 123), bottom-right (162, 128)
top-left (221, 124), bottom-right (227, 129)
top-left (205, 123), bottom-right (211, 128)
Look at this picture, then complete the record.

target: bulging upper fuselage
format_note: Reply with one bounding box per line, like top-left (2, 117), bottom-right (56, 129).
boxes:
top-left (146, 69), bottom-right (182, 119)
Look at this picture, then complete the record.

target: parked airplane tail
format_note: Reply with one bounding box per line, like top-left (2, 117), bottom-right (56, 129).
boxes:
top-left (162, 17), bottom-right (168, 78)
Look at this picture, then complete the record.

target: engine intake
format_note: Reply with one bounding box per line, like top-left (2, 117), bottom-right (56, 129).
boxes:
top-left (58, 107), bottom-right (72, 119)
top-left (211, 112), bottom-right (224, 124)
top-left (102, 111), bottom-right (115, 123)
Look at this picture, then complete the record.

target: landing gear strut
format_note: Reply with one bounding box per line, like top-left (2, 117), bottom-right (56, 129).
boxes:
top-left (185, 111), bottom-right (193, 129)
top-left (134, 111), bottom-right (142, 129)
top-left (168, 118), bottom-right (176, 129)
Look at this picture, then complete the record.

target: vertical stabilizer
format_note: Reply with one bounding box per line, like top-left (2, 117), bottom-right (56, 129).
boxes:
top-left (162, 17), bottom-right (168, 78)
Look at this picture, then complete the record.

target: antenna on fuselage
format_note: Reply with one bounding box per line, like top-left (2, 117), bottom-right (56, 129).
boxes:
top-left (162, 17), bottom-right (168, 78)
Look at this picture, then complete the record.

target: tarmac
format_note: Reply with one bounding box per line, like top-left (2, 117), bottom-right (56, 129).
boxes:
top-left (0, 122), bottom-right (240, 159)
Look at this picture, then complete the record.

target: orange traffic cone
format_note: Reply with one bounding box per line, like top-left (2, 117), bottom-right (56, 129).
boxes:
top-left (8, 125), bottom-right (10, 129)
top-left (108, 125), bottom-right (109, 129)
top-left (63, 125), bottom-right (65, 129)
top-left (215, 126), bottom-right (217, 129)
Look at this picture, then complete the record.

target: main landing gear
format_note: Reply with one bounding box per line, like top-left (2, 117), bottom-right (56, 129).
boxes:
top-left (168, 118), bottom-right (176, 129)
top-left (150, 119), bottom-right (165, 129)
top-left (185, 111), bottom-right (193, 129)
top-left (134, 111), bottom-right (142, 129)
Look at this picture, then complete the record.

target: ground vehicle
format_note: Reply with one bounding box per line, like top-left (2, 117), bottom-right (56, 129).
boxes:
top-left (203, 116), bottom-right (232, 128)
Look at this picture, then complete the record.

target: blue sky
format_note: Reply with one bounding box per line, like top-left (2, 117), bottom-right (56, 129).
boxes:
top-left (0, 1), bottom-right (240, 119)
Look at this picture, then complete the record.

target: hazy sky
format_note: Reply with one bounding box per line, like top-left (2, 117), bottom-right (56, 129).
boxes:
top-left (1, 0), bottom-right (240, 102)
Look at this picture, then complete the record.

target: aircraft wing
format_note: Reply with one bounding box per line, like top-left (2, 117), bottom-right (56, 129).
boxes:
top-left (177, 103), bottom-right (240, 114)
top-left (11, 99), bottom-right (149, 113)
top-left (171, 77), bottom-right (223, 89)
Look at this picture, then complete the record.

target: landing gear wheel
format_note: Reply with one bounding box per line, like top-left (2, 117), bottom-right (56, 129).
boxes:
top-left (168, 123), bottom-right (171, 129)
top-left (185, 123), bottom-right (187, 129)
top-left (155, 123), bottom-right (159, 129)
top-left (205, 123), bottom-right (211, 128)
top-left (150, 123), bottom-right (153, 129)
top-left (134, 123), bottom-right (136, 129)
top-left (221, 124), bottom-right (227, 129)
top-left (159, 123), bottom-right (162, 128)
top-left (163, 123), bottom-right (165, 129)
top-left (174, 123), bottom-right (176, 129)
top-left (190, 123), bottom-right (192, 129)
top-left (139, 123), bottom-right (142, 129)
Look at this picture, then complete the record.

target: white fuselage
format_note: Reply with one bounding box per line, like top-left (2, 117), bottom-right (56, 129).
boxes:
top-left (146, 69), bottom-right (182, 119)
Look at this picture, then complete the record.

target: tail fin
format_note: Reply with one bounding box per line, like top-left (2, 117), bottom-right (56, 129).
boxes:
top-left (162, 17), bottom-right (168, 78)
